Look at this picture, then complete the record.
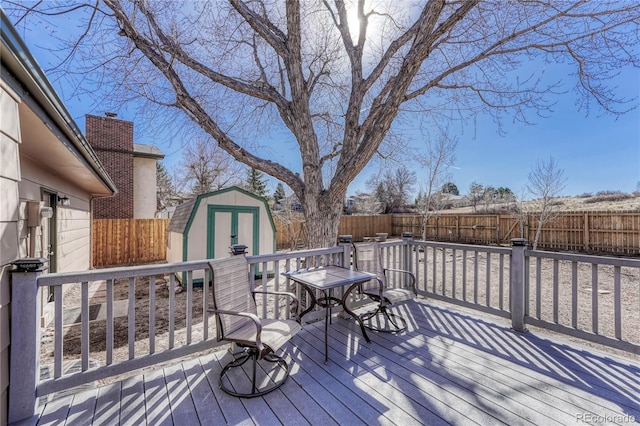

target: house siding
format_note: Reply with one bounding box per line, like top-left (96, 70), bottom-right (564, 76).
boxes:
top-left (86, 114), bottom-right (134, 219)
top-left (0, 81), bottom-right (22, 425)
top-left (56, 208), bottom-right (91, 272)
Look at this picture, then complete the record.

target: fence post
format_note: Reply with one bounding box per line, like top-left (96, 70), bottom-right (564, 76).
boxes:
top-left (9, 258), bottom-right (47, 424)
top-left (509, 239), bottom-right (528, 332)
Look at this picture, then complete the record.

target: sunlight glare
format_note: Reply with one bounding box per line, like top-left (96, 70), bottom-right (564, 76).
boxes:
top-left (346, 0), bottom-right (361, 40)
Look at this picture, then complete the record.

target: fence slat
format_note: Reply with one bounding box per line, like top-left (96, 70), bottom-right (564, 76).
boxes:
top-left (93, 219), bottom-right (169, 267)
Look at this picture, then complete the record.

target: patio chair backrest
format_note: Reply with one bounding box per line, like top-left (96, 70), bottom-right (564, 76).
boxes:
top-left (209, 255), bottom-right (257, 340)
top-left (353, 243), bottom-right (387, 291)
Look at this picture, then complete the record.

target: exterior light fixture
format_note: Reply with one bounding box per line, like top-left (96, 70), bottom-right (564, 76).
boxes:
top-left (58, 195), bottom-right (70, 206)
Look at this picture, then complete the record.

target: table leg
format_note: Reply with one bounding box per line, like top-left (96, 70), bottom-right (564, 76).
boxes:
top-left (324, 294), bottom-right (329, 363)
top-left (343, 283), bottom-right (371, 343)
top-left (298, 284), bottom-right (317, 319)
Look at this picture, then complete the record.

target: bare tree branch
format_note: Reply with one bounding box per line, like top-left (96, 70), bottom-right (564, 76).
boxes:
top-left (6, 0), bottom-right (638, 247)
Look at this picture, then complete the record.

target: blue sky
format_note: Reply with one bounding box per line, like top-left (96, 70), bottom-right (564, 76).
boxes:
top-left (9, 11), bottom-right (640, 200)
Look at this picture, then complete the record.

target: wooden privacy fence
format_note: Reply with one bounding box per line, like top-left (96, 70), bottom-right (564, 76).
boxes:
top-left (393, 211), bottom-right (640, 255)
top-left (273, 214), bottom-right (394, 249)
top-left (92, 219), bottom-right (169, 267)
top-left (92, 211), bottom-right (639, 267)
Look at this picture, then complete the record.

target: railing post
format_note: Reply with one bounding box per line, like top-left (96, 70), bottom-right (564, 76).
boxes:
top-left (509, 239), bottom-right (528, 332)
top-left (9, 258), bottom-right (48, 424)
top-left (402, 232), bottom-right (413, 286)
top-left (337, 235), bottom-right (353, 268)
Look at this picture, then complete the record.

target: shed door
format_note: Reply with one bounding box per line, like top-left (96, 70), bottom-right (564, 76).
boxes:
top-left (207, 205), bottom-right (259, 259)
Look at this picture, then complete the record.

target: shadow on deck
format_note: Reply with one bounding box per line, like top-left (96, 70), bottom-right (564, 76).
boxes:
top-left (26, 300), bottom-right (640, 425)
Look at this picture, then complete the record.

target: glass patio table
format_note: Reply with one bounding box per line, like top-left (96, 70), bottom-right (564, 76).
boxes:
top-left (284, 265), bottom-right (379, 363)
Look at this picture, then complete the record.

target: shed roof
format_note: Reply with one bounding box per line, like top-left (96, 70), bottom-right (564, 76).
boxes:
top-left (167, 197), bottom-right (198, 233)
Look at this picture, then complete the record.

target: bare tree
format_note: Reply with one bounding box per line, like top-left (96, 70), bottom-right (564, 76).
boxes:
top-left (415, 135), bottom-right (457, 239)
top-left (527, 156), bottom-right (567, 250)
top-left (177, 138), bottom-right (243, 196)
top-left (7, 1), bottom-right (639, 247)
top-left (367, 166), bottom-right (416, 213)
top-left (271, 186), bottom-right (306, 249)
top-left (512, 187), bottom-right (533, 240)
top-left (481, 186), bottom-right (497, 212)
top-left (468, 182), bottom-right (484, 213)
top-left (352, 191), bottom-right (381, 215)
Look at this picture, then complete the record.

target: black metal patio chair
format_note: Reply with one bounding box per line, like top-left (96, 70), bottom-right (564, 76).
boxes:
top-left (208, 255), bottom-right (301, 397)
top-left (352, 242), bottom-right (416, 333)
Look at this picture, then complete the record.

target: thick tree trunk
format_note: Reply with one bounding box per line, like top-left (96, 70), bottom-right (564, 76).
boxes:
top-left (303, 194), bottom-right (344, 249)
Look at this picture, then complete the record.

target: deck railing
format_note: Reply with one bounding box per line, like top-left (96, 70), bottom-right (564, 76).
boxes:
top-left (9, 246), bottom-right (347, 423)
top-left (409, 240), bottom-right (514, 319)
top-left (401, 239), bottom-right (639, 353)
top-left (523, 250), bottom-right (640, 351)
top-left (8, 239), bottom-right (640, 423)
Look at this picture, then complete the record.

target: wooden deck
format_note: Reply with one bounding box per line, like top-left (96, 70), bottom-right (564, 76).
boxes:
top-left (25, 300), bottom-right (640, 425)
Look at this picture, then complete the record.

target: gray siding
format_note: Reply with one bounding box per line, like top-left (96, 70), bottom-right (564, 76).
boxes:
top-left (1, 81), bottom-right (22, 426)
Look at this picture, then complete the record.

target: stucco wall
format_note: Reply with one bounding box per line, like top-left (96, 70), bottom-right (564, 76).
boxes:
top-left (133, 156), bottom-right (157, 219)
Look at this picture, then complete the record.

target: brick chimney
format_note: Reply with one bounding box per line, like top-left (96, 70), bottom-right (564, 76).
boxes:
top-left (86, 114), bottom-right (134, 218)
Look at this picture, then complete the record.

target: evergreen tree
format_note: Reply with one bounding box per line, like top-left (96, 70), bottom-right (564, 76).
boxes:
top-left (156, 162), bottom-right (177, 209)
top-left (441, 182), bottom-right (459, 195)
top-left (273, 183), bottom-right (286, 205)
top-left (246, 168), bottom-right (268, 197)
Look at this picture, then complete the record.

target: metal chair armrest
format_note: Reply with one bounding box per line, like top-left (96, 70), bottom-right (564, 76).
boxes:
top-left (361, 276), bottom-right (384, 299)
top-left (207, 308), bottom-right (264, 351)
top-left (383, 268), bottom-right (417, 294)
top-left (253, 290), bottom-right (300, 320)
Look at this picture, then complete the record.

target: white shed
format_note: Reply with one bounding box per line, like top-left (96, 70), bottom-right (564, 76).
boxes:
top-left (166, 186), bottom-right (276, 283)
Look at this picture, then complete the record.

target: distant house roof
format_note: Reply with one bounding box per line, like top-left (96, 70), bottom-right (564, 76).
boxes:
top-left (133, 143), bottom-right (165, 160)
top-left (167, 197), bottom-right (198, 233)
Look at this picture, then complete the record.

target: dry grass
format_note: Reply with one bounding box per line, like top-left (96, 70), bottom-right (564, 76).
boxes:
top-left (445, 193), bottom-right (640, 214)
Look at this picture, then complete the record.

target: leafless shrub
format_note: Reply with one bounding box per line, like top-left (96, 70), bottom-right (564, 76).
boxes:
top-left (585, 191), bottom-right (633, 203)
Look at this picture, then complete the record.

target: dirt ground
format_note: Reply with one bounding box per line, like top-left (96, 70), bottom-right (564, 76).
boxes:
top-left (40, 248), bottom-right (639, 378)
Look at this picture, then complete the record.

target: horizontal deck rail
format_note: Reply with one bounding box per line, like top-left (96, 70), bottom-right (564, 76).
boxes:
top-left (9, 247), bottom-right (347, 423)
top-left (9, 239), bottom-right (639, 424)
top-left (523, 250), bottom-right (640, 353)
top-left (408, 240), bottom-right (513, 319)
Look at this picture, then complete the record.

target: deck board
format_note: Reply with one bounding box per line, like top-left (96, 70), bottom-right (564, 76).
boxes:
top-left (142, 368), bottom-right (173, 425)
top-left (119, 375), bottom-right (144, 426)
top-left (181, 357), bottom-right (223, 424)
top-left (28, 299), bottom-right (640, 425)
top-left (64, 387), bottom-right (96, 426)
